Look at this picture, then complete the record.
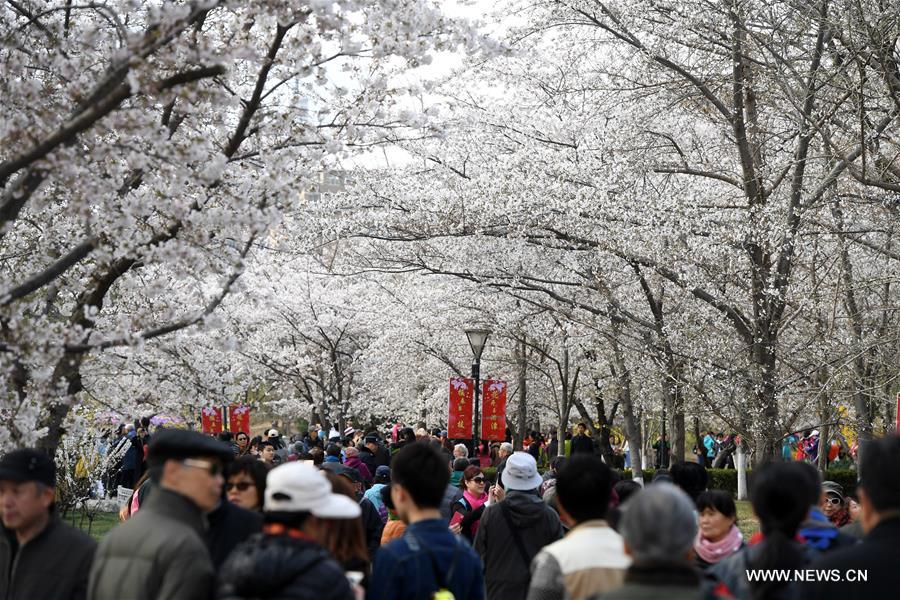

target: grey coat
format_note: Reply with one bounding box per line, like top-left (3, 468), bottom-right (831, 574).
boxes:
top-left (592, 564), bottom-right (703, 600)
top-left (0, 516), bottom-right (96, 600)
top-left (88, 486), bottom-right (215, 600)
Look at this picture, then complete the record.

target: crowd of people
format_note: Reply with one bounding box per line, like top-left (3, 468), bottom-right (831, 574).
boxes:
top-left (1, 419), bottom-right (898, 600)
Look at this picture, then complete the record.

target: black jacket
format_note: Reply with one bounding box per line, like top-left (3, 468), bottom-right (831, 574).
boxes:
top-left (0, 516), bottom-right (96, 600)
top-left (360, 498), bottom-right (385, 560)
top-left (373, 444), bottom-right (391, 468)
top-left (474, 491), bottom-right (564, 600)
top-left (217, 533), bottom-right (353, 600)
top-left (358, 446), bottom-right (377, 477)
top-left (799, 516), bottom-right (900, 600)
top-left (571, 434), bottom-right (595, 455)
top-left (206, 501), bottom-right (263, 569)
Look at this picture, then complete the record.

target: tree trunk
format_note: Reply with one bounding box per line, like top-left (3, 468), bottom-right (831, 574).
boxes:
top-left (610, 318), bottom-right (642, 481)
top-left (515, 336), bottom-right (528, 450)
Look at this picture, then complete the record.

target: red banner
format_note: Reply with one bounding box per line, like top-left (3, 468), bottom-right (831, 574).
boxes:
top-left (201, 407), bottom-right (223, 434)
top-left (448, 377), bottom-right (474, 439)
top-left (229, 405), bottom-right (251, 434)
top-left (482, 380), bottom-right (507, 441)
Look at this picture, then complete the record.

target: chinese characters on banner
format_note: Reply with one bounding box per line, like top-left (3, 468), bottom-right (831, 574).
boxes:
top-left (201, 407), bottom-right (224, 434)
top-left (448, 377), bottom-right (474, 439)
top-left (482, 380), bottom-right (507, 441)
top-left (229, 405), bottom-right (251, 434)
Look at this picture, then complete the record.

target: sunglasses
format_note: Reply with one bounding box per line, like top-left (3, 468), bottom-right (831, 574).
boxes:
top-left (471, 476), bottom-right (486, 484)
top-left (825, 497), bottom-right (843, 506)
top-left (181, 458), bottom-right (222, 476)
top-left (226, 481), bottom-right (255, 492)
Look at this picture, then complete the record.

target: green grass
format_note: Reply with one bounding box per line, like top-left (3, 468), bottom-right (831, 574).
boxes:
top-left (66, 510), bottom-right (120, 540)
top-left (736, 500), bottom-right (759, 539)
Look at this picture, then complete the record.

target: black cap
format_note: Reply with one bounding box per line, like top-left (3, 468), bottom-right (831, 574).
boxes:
top-left (364, 435), bottom-right (378, 445)
top-left (338, 466), bottom-right (363, 484)
top-left (148, 429), bottom-right (234, 465)
top-left (0, 449), bottom-right (56, 487)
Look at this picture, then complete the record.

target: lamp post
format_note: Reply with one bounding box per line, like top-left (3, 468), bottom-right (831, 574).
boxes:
top-left (465, 328), bottom-right (492, 454)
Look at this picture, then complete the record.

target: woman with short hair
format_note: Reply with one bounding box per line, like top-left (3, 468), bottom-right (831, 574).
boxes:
top-left (693, 490), bottom-right (744, 570)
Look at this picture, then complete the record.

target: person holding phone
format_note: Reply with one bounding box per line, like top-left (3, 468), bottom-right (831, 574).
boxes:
top-left (449, 466), bottom-right (489, 543)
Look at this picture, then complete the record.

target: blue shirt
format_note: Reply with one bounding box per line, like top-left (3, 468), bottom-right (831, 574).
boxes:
top-left (367, 518), bottom-right (485, 600)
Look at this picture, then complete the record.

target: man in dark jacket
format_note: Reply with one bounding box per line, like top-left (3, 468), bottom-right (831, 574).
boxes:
top-left (88, 429), bottom-right (233, 600)
top-left (474, 451), bottom-right (564, 599)
top-left (358, 436), bottom-right (378, 475)
top-left (799, 435), bottom-right (900, 600)
top-left (0, 448), bottom-right (96, 600)
top-left (570, 423), bottom-right (595, 455)
top-left (217, 462), bottom-right (357, 600)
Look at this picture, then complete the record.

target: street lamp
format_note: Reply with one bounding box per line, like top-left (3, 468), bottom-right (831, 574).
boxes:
top-left (465, 328), bottom-right (492, 454)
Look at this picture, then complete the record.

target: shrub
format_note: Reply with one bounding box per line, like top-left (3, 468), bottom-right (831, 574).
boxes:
top-left (619, 465), bottom-right (857, 498)
top-left (482, 467), bottom-right (498, 484)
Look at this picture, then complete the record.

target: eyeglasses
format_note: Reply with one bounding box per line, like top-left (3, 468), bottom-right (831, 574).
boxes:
top-left (471, 477), bottom-right (486, 484)
top-left (181, 458), bottom-right (222, 476)
top-left (825, 497), bottom-right (843, 506)
top-left (225, 481), bottom-right (255, 492)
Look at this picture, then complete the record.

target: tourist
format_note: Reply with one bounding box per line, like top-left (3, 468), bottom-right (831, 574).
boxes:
top-left (266, 428), bottom-right (284, 450)
top-left (527, 455), bottom-right (629, 600)
top-left (671, 461), bottom-right (708, 503)
top-left (571, 423), bottom-right (595, 455)
top-left (363, 465), bottom-right (391, 523)
top-left (234, 432), bottom-right (251, 457)
top-left (693, 490), bottom-right (744, 570)
top-left (206, 488), bottom-right (263, 570)
top-left (449, 465), bottom-right (489, 543)
top-left (453, 442), bottom-right (469, 463)
top-left (820, 481), bottom-right (851, 527)
top-left (224, 456), bottom-right (269, 512)
top-left (449, 457), bottom-right (468, 488)
top-left (474, 451), bottom-right (564, 599)
top-left (88, 429), bottom-right (233, 599)
top-left (710, 461), bottom-right (815, 599)
top-left (593, 483), bottom-right (700, 600)
top-left (800, 434), bottom-right (900, 599)
top-left (258, 441), bottom-right (277, 466)
top-left (336, 468), bottom-right (384, 560)
top-left (495, 441), bottom-right (514, 489)
top-left (319, 473), bottom-right (372, 589)
top-left (703, 431), bottom-right (716, 468)
top-left (368, 442), bottom-right (485, 600)
top-left (440, 459), bottom-right (465, 522)
top-left (321, 444), bottom-right (344, 473)
top-left (607, 480), bottom-right (642, 531)
top-left (379, 484), bottom-right (406, 545)
top-left (303, 427), bottom-right (325, 452)
top-left (358, 436), bottom-right (378, 475)
top-left (217, 462), bottom-right (357, 600)
top-left (795, 464), bottom-right (857, 553)
top-left (344, 446), bottom-right (373, 485)
top-left (0, 449), bottom-right (97, 600)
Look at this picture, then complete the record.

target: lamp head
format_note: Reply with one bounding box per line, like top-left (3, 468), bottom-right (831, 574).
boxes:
top-left (465, 328), bottom-right (492, 361)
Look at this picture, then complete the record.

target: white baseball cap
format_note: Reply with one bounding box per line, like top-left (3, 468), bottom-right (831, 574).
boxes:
top-left (501, 452), bottom-right (544, 491)
top-left (264, 462), bottom-right (361, 519)
top-left (267, 428), bottom-right (280, 437)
